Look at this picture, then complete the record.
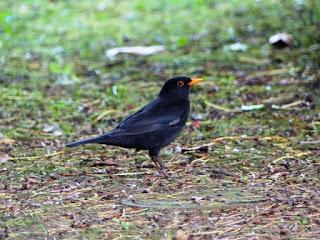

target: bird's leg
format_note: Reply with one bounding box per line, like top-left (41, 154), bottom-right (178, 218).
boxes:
top-left (158, 159), bottom-right (166, 170)
top-left (151, 156), bottom-right (177, 180)
top-left (149, 149), bottom-right (173, 178)
top-left (150, 156), bottom-right (167, 171)
top-left (150, 155), bottom-right (160, 168)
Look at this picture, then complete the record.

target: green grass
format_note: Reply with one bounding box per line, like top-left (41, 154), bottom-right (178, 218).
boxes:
top-left (0, 0), bottom-right (319, 239)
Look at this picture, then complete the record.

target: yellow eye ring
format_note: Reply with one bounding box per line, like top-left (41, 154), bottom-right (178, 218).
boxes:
top-left (177, 81), bottom-right (184, 87)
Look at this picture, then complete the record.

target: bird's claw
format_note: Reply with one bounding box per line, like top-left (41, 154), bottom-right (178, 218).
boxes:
top-left (151, 156), bottom-right (177, 180)
top-left (153, 169), bottom-right (177, 180)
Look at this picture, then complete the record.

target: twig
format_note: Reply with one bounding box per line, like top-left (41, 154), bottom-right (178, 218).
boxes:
top-left (0, 138), bottom-right (15, 144)
top-left (205, 99), bottom-right (310, 113)
top-left (273, 151), bottom-right (312, 163)
top-left (299, 140), bottom-right (320, 145)
top-left (204, 100), bottom-right (241, 113)
top-left (261, 94), bottom-right (295, 104)
top-left (94, 109), bottom-right (117, 123)
top-left (113, 172), bottom-right (149, 176)
top-left (10, 150), bottom-right (66, 160)
top-left (245, 67), bottom-right (300, 78)
top-left (182, 135), bottom-right (289, 152)
top-left (272, 100), bottom-right (309, 109)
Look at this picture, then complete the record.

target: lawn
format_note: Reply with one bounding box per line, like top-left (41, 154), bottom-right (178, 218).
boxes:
top-left (0, 0), bottom-right (319, 239)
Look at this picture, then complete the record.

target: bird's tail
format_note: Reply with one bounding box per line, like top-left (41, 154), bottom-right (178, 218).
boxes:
top-left (66, 135), bottom-right (109, 147)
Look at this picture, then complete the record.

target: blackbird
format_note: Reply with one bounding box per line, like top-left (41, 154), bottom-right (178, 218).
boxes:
top-left (66, 76), bottom-right (203, 175)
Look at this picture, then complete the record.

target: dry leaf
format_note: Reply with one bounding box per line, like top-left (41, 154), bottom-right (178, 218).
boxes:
top-left (0, 154), bottom-right (9, 163)
top-left (223, 42), bottom-right (248, 52)
top-left (105, 45), bottom-right (166, 60)
top-left (175, 230), bottom-right (189, 240)
top-left (43, 124), bottom-right (63, 136)
top-left (191, 120), bottom-right (201, 129)
top-left (0, 138), bottom-right (15, 145)
top-left (269, 33), bottom-right (293, 48)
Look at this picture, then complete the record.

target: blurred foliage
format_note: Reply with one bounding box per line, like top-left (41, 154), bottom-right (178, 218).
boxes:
top-left (0, 0), bottom-right (319, 65)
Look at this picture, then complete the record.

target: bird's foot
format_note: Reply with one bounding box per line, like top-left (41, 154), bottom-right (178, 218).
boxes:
top-left (151, 156), bottom-right (168, 170)
top-left (154, 169), bottom-right (177, 180)
top-left (150, 156), bottom-right (177, 180)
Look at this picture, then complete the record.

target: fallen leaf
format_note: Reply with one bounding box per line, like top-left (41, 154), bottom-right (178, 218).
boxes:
top-left (175, 230), bottom-right (189, 240)
top-left (223, 42), bottom-right (248, 52)
top-left (191, 120), bottom-right (201, 129)
top-left (269, 33), bottom-right (293, 48)
top-left (0, 138), bottom-right (15, 145)
top-left (0, 154), bottom-right (9, 163)
top-left (105, 45), bottom-right (166, 60)
top-left (191, 113), bottom-right (204, 121)
top-left (190, 196), bottom-right (205, 203)
top-left (43, 124), bottom-right (63, 136)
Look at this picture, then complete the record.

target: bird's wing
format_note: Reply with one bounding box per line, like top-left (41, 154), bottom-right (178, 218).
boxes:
top-left (109, 99), bottom-right (185, 137)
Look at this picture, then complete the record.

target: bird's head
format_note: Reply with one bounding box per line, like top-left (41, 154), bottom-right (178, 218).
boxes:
top-left (159, 76), bottom-right (203, 101)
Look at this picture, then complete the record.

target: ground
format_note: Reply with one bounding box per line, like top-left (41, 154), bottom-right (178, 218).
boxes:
top-left (0, 0), bottom-right (319, 239)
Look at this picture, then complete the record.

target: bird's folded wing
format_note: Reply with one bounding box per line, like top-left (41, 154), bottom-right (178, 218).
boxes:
top-left (109, 110), bottom-right (182, 136)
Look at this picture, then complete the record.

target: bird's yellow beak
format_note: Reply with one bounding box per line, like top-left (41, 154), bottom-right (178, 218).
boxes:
top-left (188, 78), bottom-right (204, 86)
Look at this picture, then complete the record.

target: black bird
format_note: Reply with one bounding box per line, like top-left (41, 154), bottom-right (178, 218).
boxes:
top-left (66, 76), bottom-right (203, 175)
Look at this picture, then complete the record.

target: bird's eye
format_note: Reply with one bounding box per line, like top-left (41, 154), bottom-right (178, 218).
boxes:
top-left (177, 81), bottom-right (184, 87)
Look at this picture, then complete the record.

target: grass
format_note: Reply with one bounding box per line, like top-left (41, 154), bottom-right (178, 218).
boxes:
top-left (0, 0), bottom-right (320, 239)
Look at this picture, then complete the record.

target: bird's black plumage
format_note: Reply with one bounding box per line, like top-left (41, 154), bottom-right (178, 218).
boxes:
top-left (66, 76), bottom-right (202, 174)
